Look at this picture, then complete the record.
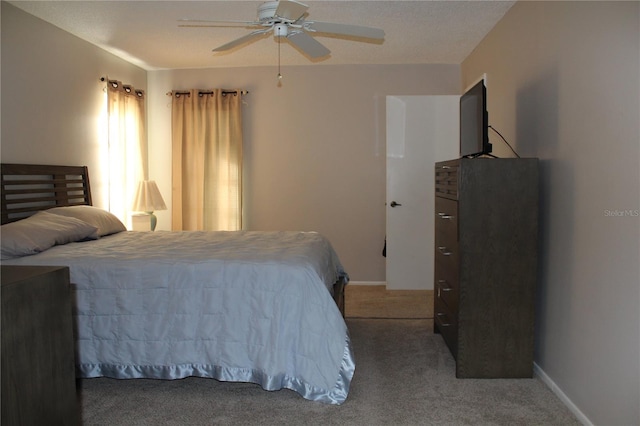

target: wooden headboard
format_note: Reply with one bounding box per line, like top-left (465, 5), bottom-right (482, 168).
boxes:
top-left (1, 164), bottom-right (92, 224)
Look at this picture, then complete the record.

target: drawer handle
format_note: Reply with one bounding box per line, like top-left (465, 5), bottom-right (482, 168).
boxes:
top-left (438, 246), bottom-right (452, 256)
top-left (437, 212), bottom-right (455, 220)
top-left (437, 279), bottom-right (453, 299)
top-left (436, 312), bottom-right (451, 327)
top-left (438, 279), bottom-right (452, 292)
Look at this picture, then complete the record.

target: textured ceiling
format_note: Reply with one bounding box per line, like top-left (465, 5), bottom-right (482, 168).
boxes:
top-left (9, 0), bottom-right (514, 71)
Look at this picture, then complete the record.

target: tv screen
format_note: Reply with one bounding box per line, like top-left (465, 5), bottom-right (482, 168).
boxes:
top-left (459, 80), bottom-right (491, 158)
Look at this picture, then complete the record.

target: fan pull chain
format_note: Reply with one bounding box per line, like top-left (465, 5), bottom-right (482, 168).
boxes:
top-left (277, 36), bottom-right (283, 86)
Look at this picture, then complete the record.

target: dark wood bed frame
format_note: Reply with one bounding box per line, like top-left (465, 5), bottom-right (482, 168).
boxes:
top-left (0, 163), bottom-right (346, 315)
top-left (1, 163), bottom-right (92, 225)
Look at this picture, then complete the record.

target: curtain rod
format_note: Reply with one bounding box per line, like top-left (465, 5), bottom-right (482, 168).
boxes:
top-left (166, 90), bottom-right (249, 97)
top-left (100, 76), bottom-right (144, 97)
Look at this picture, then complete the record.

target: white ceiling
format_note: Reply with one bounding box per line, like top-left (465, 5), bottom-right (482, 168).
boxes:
top-left (9, 0), bottom-right (514, 71)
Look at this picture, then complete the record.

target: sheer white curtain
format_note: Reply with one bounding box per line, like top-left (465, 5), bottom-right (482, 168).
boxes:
top-left (106, 79), bottom-right (146, 228)
top-left (171, 89), bottom-right (243, 231)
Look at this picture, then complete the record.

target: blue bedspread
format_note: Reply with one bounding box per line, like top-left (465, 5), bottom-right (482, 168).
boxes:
top-left (4, 230), bottom-right (354, 404)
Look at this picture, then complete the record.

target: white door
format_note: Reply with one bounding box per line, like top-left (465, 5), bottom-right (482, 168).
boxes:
top-left (386, 96), bottom-right (459, 290)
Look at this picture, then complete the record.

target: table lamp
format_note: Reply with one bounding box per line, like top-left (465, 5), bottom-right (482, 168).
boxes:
top-left (132, 180), bottom-right (167, 231)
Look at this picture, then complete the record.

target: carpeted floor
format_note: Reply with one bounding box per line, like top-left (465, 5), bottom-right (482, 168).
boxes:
top-left (78, 290), bottom-right (580, 425)
top-left (79, 320), bottom-right (579, 425)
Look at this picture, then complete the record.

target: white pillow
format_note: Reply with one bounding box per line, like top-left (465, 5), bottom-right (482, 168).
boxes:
top-left (47, 205), bottom-right (126, 237)
top-left (1, 211), bottom-right (99, 260)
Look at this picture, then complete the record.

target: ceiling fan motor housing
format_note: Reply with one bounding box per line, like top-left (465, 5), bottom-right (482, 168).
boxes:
top-left (258, 2), bottom-right (279, 22)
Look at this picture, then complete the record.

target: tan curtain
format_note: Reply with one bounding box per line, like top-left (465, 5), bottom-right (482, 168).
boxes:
top-left (106, 79), bottom-right (146, 228)
top-left (171, 89), bottom-right (243, 231)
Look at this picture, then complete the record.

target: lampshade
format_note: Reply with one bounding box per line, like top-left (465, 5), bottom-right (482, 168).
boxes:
top-left (132, 180), bottom-right (167, 212)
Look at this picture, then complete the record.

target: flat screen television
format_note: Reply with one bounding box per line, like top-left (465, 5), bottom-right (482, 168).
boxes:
top-left (459, 80), bottom-right (491, 158)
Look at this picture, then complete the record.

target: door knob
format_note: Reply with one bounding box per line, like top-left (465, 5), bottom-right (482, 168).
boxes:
top-left (390, 201), bottom-right (402, 207)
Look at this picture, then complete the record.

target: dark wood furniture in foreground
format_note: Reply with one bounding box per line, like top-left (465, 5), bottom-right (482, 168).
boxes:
top-left (433, 158), bottom-right (539, 378)
top-left (1, 265), bottom-right (79, 425)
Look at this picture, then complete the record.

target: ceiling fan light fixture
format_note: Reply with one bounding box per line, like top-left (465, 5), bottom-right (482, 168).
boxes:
top-left (274, 23), bottom-right (288, 37)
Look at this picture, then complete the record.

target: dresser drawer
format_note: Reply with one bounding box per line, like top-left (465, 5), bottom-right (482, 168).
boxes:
top-left (435, 161), bottom-right (459, 200)
top-left (434, 237), bottom-right (458, 280)
top-left (435, 196), bottom-right (458, 239)
top-left (434, 297), bottom-right (458, 358)
top-left (435, 263), bottom-right (458, 313)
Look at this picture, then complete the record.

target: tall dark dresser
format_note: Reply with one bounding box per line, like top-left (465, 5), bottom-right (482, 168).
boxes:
top-left (1, 265), bottom-right (79, 425)
top-left (433, 158), bottom-right (539, 378)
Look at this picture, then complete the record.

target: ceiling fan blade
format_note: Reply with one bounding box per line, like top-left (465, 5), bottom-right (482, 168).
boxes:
top-left (287, 31), bottom-right (330, 58)
top-left (213, 30), bottom-right (270, 52)
top-left (275, 0), bottom-right (309, 21)
top-left (306, 21), bottom-right (385, 40)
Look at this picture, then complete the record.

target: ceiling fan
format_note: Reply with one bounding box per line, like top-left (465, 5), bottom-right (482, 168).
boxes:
top-left (178, 0), bottom-right (385, 60)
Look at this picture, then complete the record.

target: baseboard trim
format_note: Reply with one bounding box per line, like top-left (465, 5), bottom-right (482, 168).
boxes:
top-left (347, 281), bottom-right (387, 287)
top-left (533, 362), bottom-right (593, 426)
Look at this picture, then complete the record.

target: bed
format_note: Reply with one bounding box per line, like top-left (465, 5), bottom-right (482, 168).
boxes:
top-left (0, 163), bottom-right (354, 404)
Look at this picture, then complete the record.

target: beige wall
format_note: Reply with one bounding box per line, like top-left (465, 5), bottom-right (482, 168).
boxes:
top-left (462, 2), bottom-right (639, 425)
top-left (148, 65), bottom-right (461, 282)
top-left (1, 2), bottom-right (147, 208)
